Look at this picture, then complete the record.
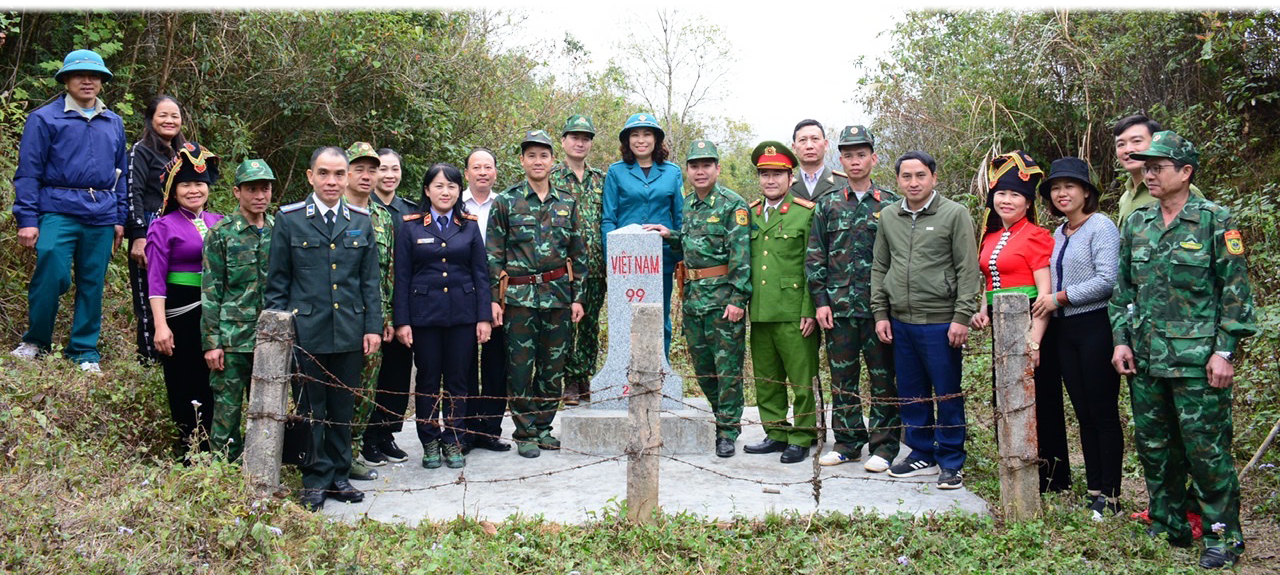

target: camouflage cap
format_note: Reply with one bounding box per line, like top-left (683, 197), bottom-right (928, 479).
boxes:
top-left (234, 158), bottom-right (276, 186)
top-left (561, 114), bottom-right (597, 137)
top-left (520, 129), bottom-right (555, 151)
top-left (345, 141), bottom-right (381, 166)
top-left (837, 125), bottom-right (875, 150)
top-left (1129, 130), bottom-right (1200, 168)
top-left (686, 139), bottom-right (720, 162)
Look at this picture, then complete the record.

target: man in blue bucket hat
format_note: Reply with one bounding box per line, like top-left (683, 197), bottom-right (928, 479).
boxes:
top-left (10, 49), bottom-right (128, 374)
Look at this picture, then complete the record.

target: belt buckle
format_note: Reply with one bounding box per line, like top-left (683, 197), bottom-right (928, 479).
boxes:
top-left (534, 274), bottom-right (544, 285)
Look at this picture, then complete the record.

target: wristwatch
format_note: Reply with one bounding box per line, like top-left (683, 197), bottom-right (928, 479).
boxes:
top-left (1028, 341), bottom-right (1041, 351)
top-left (1214, 350), bottom-right (1233, 362)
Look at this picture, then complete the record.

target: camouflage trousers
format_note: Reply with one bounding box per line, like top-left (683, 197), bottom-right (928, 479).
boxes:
top-left (351, 348), bottom-right (384, 458)
top-left (506, 305), bottom-right (572, 441)
top-left (683, 310), bottom-right (745, 440)
top-left (828, 317), bottom-right (900, 460)
top-left (1131, 373), bottom-right (1242, 550)
top-left (564, 277), bottom-right (605, 397)
top-left (210, 352), bottom-right (253, 461)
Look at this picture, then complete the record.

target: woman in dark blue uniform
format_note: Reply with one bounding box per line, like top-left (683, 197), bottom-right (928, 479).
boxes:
top-left (394, 162), bottom-right (493, 469)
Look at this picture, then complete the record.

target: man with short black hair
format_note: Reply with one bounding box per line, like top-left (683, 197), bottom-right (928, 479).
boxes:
top-left (1113, 114), bottom-right (1202, 222)
top-left (788, 119), bottom-right (846, 202)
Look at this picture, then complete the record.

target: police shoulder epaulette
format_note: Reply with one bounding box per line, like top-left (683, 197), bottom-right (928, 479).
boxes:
top-left (348, 204), bottom-right (370, 216)
top-left (402, 213), bottom-right (423, 222)
top-left (280, 201), bottom-right (306, 213)
top-left (749, 199), bottom-right (762, 208)
top-left (792, 197), bottom-right (816, 210)
top-left (460, 213), bottom-right (478, 221)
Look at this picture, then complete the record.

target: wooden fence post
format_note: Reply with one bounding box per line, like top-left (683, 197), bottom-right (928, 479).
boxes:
top-left (626, 304), bottom-right (663, 524)
top-left (243, 309), bottom-right (294, 493)
top-left (992, 292), bottom-right (1041, 520)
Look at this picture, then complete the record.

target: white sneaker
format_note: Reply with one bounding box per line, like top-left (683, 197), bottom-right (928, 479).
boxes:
top-left (864, 454), bottom-right (892, 473)
top-left (818, 451), bottom-right (852, 466)
top-left (78, 362), bottom-right (103, 375)
top-left (11, 342), bottom-right (40, 359)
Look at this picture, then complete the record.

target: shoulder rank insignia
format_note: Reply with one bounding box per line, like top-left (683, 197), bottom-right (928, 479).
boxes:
top-left (342, 206), bottom-right (351, 220)
top-left (873, 189), bottom-right (882, 202)
top-left (833, 170), bottom-right (847, 179)
top-left (1179, 240), bottom-right (1203, 250)
top-left (403, 213), bottom-right (423, 222)
top-left (347, 204), bottom-right (369, 216)
top-left (779, 203), bottom-right (791, 214)
top-left (792, 197), bottom-right (815, 210)
top-left (461, 213), bottom-right (478, 221)
top-left (1224, 230), bottom-right (1245, 255)
top-left (735, 209), bottom-right (749, 226)
top-left (300, 203), bottom-right (314, 217)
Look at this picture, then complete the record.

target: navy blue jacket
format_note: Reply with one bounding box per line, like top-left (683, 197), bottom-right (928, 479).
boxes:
top-left (393, 210), bottom-right (493, 327)
top-left (13, 95), bottom-right (128, 228)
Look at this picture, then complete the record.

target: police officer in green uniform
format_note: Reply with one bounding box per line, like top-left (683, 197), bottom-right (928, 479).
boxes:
top-left (487, 130), bottom-right (587, 459)
top-left (341, 142), bottom-right (398, 481)
top-left (265, 146), bottom-right (382, 511)
top-left (202, 159), bottom-right (275, 461)
top-left (551, 114), bottom-right (606, 405)
top-left (1109, 131), bottom-right (1257, 569)
top-left (743, 141), bottom-right (820, 464)
top-left (644, 139), bottom-right (751, 458)
top-left (807, 125), bottom-right (902, 472)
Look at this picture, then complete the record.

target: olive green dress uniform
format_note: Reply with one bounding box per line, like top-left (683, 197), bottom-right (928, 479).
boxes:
top-left (202, 159), bottom-right (276, 461)
top-left (666, 140), bottom-right (751, 441)
top-left (788, 164), bottom-right (846, 203)
top-left (264, 195), bottom-right (382, 492)
top-left (1110, 132), bottom-right (1257, 553)
top-left (807, 174), bottom-right (902, 461)
top-left (750, 166), bottom-right (820, 447)
top-left (487, 133), bottom-right (588, 446)
top-left (550, 120), bottom-right (606, 400)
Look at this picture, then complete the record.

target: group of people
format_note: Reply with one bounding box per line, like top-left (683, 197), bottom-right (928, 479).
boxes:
top-left (12, 49), bottom-right (1257, 569)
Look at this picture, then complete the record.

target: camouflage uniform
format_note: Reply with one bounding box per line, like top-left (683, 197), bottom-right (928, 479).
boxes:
top-left (550, 159), bottom-right (606, 399)
top-left (807, 179), bottom-right (901, 461)
top-left (1110, 132), bottom-right (1257, 552)
top-left (487, 159), bottom-right (587, 444)
top-left (667, 173), bottom-right (751, 440)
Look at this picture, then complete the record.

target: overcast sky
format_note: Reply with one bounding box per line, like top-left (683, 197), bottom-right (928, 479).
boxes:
top-left (507, 5), bottom-right (901, 144)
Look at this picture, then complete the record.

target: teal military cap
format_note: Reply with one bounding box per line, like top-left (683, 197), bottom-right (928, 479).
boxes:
top-left (1129, 130), bottom-right (1200, 168)
top-left (619, 112), bottom-right (664, 140)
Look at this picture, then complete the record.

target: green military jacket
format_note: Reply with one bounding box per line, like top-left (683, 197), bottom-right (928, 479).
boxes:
top-left (787, 165), bottom-right (847, 202)
top-left (806, 181), bottom-right (900, 318)
top-left (486, 180), bottom-right (587, 309)
top-left (1109, 194), bottom-right (1257, 378)
top-left (749, 196), bottom-right (817, 322)
top-left (201, 212), bottom-right (273, 353)
top-left (264, 196), bottom-right (383, 354)
top-left (368, 201), bottom-right (395, 325)
top-left (1116, 177), bottom-right (1204, 224)
top-left (666, 183), bottom-right (752, 315)
top-left (550, 162), bottom-right (606, 280)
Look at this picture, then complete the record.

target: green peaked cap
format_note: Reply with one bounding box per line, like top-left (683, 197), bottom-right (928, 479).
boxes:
top-left (686, 139), bottom-right (720, 162)
top-left (837, 125), bottom-right (875, 149)
top-left (520, 129), bottom-right (555, 151)
top-left (561, 114), bottom-right (597, 136)
top-left (234, 158), bottom-right (276, 186)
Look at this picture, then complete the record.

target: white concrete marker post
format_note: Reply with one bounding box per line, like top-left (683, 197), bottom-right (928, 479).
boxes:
top-left (626, 304), bottom-right (663, 524)
top-left (243, 309), bottom-right (294, 493)
top-left (992, 292), bottom-right (1041, 520)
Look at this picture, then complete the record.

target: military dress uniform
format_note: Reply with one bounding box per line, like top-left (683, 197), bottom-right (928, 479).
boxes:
top-left (1110, 132), bottom-right (1257, 556)
top-left (550, 120), bottom-right (606, 402)
top-left (264, 194), bottom-right (381, 497)
top-left (807, 176), bottom-right (901, 463)
top-left (748, 142), bottom-right (820, 455)
top-left (788, 164), bottom-right (846, 203)
top-left (667, 140), bottom-right (751, 445)
top-left (487, 132), bottom-right (588, 451)
top-left (201, 159), bottom-right (276, 460)
top-left (366, 191), bottom-right (418, 451)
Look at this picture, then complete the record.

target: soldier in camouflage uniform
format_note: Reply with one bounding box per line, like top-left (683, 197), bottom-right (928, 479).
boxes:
top-left (645, 139), bottom-right (750, 458)
top-left (201, 159), bottom-right (275, 461)
top-left (342, 142), bottom-right (397, 481)
top-left (807, 126), bottom-right (902, 472)
top-left (551, 115), bottom-right (606, 405)
top-left (487, 130), bottom-right (588, 458)
top-left (1109, 131), bottom-right (1257, 569)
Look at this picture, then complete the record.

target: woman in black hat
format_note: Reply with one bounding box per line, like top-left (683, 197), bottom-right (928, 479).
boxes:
top-left (145, 142), bottom-right (223, 455)
top-left (1031, 157), bottom-right (1124, 519)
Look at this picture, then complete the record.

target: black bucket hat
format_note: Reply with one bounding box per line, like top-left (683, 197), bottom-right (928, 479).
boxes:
top-left (1037, 157), bottom-right (1099, 201)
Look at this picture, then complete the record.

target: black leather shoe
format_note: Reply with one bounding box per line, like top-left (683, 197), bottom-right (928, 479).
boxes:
top-left (1198, 547), bottom-right (1238, 569)
top-left (471, 436), bottom-right (513, 452)
top-left (743, 438), bottom-right (787, 454)
top-left (715, 438), bottom-right (735, 458)
top-left (329, 480), bottom-right (364, 503)
top-left (779, 444), bottom-right (809, 464)
top-left (299, 489), bottom-right (325, 511)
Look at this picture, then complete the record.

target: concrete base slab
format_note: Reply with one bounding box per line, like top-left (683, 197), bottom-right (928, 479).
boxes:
top-left (321, 407), bottom-right (989, 524)
top-left (559, 399), bottom-right (716, 455)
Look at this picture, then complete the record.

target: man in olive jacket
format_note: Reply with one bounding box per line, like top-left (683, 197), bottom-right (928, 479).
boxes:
top-left (870, 151), bottom-right (981, 490)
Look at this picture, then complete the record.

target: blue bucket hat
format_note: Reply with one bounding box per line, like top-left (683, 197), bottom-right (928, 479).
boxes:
top-left (55, 49), bottom-right (113, 83)
top-left (619, 112), bottom-right (664, 141)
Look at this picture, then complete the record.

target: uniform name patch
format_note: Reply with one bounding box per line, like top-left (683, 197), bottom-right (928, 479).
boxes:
top-left (735, 209), bottom-right (748, 226)
top-left (347, 230), bottom-right (362, 237)
top-left (417, 238), bottom-right (432, 244)
top-left (1224, 230), bottom-right (1245, 255)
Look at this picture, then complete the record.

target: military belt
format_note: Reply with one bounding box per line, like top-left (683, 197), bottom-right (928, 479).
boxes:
top-left (685, 264), bottom-right (729, 281)
top-left (507, 267), bottom-right (568, 286)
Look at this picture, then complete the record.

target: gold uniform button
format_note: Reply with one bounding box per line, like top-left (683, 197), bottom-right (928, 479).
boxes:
top-left (302, 241), bottom-right (308, 247)
top-left (761, 280), bottom-right (766, 285)
top-left (442, 272), bottom-right (448, 277)
top-left (330, 243), bottom-right (336, 249)
top-left (333, 303), bottom-right (340, 309)
top-left (443, 287), bottom-right (449, 293)
top-left (292, 308), bottom-right (298, 314)
top-left (764, 236), bottom-right (769, 241)
top-left (332, 284), bottom-right (338, 290)
top-left (761, 265), bottom-right (767, 271)
top-left (331, 264), bottom-right (337, 270)
top-left (793, 283), bottom-right (798, 288)
top-left (763, 250), bottom-right (768, 256)
top-left (353, 241), bottom-right (359, 246)
top-left (441, 258), bottom-right (447, 263)
top-left (442, 242), bottom-right (447, 248)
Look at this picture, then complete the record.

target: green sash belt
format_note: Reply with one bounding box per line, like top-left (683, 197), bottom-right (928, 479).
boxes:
top-left (166, 271), bottom-right (202, 287)
top-left (985, 285), bottom-right (1039, 304)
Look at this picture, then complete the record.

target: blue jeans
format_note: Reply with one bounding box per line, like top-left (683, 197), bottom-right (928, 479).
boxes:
top-left (891, 318), bottom-right (967, 470)
top-left (24, 213), bottom-right (114, 363)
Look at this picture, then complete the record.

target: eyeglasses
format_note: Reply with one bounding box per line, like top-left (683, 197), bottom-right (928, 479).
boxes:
top-left (1141, 163), bottom-right (1179, 175)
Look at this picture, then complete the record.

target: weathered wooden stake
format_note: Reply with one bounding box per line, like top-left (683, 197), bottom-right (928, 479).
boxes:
top-left (626, 304), bottom-right (663, 524)
top-left (992, 292), bottom-right (1041, 520)
top-left (244, 309), bottom-right (295, 493)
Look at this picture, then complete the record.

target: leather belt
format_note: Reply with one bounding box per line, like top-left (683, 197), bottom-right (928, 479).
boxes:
top-left (686, 264), bottom-right (728, 280)
top-left (507, 267), bottom-right (568, 286)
